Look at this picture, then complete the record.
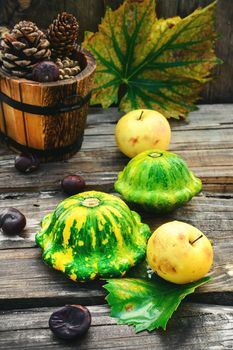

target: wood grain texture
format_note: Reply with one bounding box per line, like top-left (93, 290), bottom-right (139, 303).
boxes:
top-left (0, 0), bottom-right (104, 37)
top-left (0, 191), bottom-right (232, 307)
top-left (0, 185), bottom-right (232, 250)
top-left (0, 105), bottom-right (231, 308)
top-left (0, 0), bottom-right (19, 26)
top-left (0, 105), bottom-right (232, 192)
top-left (205, 0), bottom-right (233, 103)
top-left (0, 303), bottom-right (233, 349)
top-left (0, 0), bottom-right (65, 28)
top-left (65, 0), bottom-right (104, 36)
top-left (0, 50), bottom-right (96, 161)
top-left (103, 0), bottom-right (123, 11)
top-left (0, 77), bottom-right (27, 145)
top-left (0, 105), bottom-right (232, 347)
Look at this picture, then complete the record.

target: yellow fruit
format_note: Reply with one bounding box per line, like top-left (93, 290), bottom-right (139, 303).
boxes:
top-left (115, 109), bottom-right (171, 158)
top-left (147, 221), bottom-right (213, 284)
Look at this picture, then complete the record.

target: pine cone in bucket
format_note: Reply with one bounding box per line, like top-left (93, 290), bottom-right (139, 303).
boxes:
top-left (56, 57), bottom-right (81, 80)
top-left (0, 26), bottom-right (9, 39)
top-left (47, 12), bottom-right (79, 59)
top-left (0, 21), bottom-right (51, 78)
top-left (0, 26), bottom-right (9, 64)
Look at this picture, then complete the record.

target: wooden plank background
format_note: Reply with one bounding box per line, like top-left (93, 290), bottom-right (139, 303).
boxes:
top-left (0, 0), bottom-right (232, 104)
top-left (0, 303), bottom-right (233, 349)
top-left (0, 103), bottom-right (232, 347)
top-left (0, 104), bottom-right (232, 312)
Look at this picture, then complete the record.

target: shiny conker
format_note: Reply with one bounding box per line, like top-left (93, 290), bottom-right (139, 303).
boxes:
top-left (15, 153), bottom-right (40, 173)
top-left (0, 208), bottom-right (26, 235)
top-left (61, 175), bottom-right (86, 195)
top-left (49, 305), bottom-right (91, 340)
top-left (32, 61), bottom-right (59, 82)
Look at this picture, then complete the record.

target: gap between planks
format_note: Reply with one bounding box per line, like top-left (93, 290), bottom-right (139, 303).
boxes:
top-left (0, 303), bottom-right (232, 349)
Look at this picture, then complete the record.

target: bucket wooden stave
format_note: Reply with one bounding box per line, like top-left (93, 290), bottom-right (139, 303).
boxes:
top-left (0, 49), bottom-right (96, 162)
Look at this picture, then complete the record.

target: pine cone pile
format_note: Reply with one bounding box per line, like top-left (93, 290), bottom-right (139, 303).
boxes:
top-left (56, 57), bottom-right (81, 80)
top-left (0, 12), bottom-right (82, 81)
top-left (1, 21), bottom-right (50, 78)
top-left (47, 12), bottom-right (79, 59)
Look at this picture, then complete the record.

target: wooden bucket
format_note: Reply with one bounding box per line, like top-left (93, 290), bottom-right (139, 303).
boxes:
top-left (0, 49), bottom-right (96, 162)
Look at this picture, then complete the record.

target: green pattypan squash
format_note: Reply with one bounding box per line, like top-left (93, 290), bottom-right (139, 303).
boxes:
top-left (114, 149), bottom-right (202, 213)
top-left (36, 191), bottom-right (151, 282)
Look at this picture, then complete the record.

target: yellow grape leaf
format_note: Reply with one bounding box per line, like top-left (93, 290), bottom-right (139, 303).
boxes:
top-left (84, 0), bottom-right (221, 119)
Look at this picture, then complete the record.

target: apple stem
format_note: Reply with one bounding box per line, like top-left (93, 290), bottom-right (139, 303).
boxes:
top-left (138, 111), bottom-right (144, 120)
top-left (190, 235), bottom-right (203, 245)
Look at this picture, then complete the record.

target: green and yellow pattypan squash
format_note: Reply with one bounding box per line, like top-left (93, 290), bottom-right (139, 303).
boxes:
top-left (36, 191), bottom-right (151, 282)
top-left (114, 149), bottom-right (202, 213)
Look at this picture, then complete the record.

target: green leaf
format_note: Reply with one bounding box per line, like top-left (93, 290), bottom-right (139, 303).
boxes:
top-left (104, 275), bottom-right (211, 332)
top-left (84, 0), bottom-right (221, 119)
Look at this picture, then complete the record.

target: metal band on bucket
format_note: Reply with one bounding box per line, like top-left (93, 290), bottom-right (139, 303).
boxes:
top-left (0, 131), bottom-right (83, 158)
top-left (0, 91), bottom-right (92, 115)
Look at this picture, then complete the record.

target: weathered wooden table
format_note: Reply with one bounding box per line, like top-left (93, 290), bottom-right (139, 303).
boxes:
top-left (0, 105), bottom-right (232, 349)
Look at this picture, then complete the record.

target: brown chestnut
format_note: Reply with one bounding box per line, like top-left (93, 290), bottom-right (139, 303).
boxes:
top-left (0, 208), bottom-right (26, 235)
top-left (15, 153), bottom-right (40, 173)
top-left (32, 61), bottom-right (59, 82)
top-left (49, 305), bottom-right (91, 340)
top-left (61, 175), bottom-right (86, 195)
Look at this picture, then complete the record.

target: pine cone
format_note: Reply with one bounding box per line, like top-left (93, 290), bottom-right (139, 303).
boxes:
top-left (47, 12), bottom-right (79, 59)
top-left (0, 26), bottom-right (9, 38)
top-left (56, 57), bottom-right (81, 80)
top-left (0, 27), bottom-right (9, 63)
top-left (1, 21), bottom-right (51, 78)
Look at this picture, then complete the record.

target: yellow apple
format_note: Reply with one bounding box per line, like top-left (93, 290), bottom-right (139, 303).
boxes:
top-left (147, 221), bottom-right (213, 284)
top-left (115, 109), bottom-right (171, 158)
